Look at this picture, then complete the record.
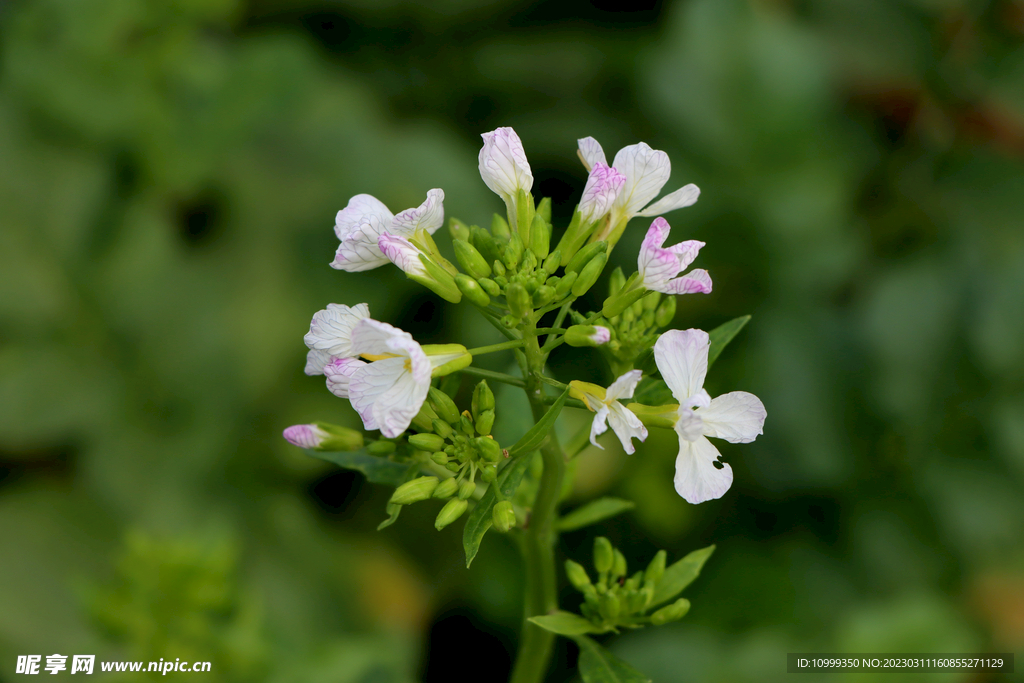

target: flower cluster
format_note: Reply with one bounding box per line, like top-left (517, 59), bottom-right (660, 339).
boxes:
top-left (284, 124), bottom-right (765, 520)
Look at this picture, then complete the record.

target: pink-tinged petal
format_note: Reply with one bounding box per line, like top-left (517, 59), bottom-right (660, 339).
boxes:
top-left (673, 436), bottom-right (733, 504)
top-left (323, 357), bottom-right (366, 399)
top-left (605, 369), bottom-right (643, 402)
top-left (577, 136), bottom-right (608, 172)
top-left (304, 303), bottom-right (371, 356)
top-left (590, 326), bottom-right (611, 345)
top-left (699, 391), bottom-right (766, 444)
top-left (348, 356), bottom-right (429, 438)
top-left (606, 403), bottom-right (648, 454)
top-left (657, 269), bottom-right (712, 295)
top-left (578, 163), bottom-right (627, 224)
top-left (283, 424), bottom-right (327, 449)
top-left (612, 143), bottom-right (671, 218)
top-left (654, 329), bottom-right (709, 403)
top-left (334, 194), bottom-right (393, 241)
top-left (479, 127), bottom-right (533, 199)
top-left (378, 233), bottom-right (427, 277)
top-left (667, 239), bottom-right (705, 271)
top-left (637, 218), bottom-right (680, 287)
top-left (589, 406), bottom-right (611, 449)
top-left (392, 188), bottom-right (445, 235)
top-left (304, 348), bottom-right (333, 376)
top-left (331, 214), bottom-right (392, 271)
top-left (635, 184), bottom-right (701, 217)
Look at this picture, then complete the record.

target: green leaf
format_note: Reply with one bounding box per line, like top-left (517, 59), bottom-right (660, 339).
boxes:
top-left (631, 378), bottom-right (674, 406)
top-left (650, 545), bottom-right (715, 607)
top-left (707, 315), bottom-right (750, 369)
top-left (556, 497), bottom-right (636, 532)
top-left (304, 449), bottom-right (409, 486)
top-left (507, 385), bottom-right (570, 456)
top-left (574, 635), bottom-right (651, 683)
top-left (463, 454), bottom-right (532, 567)
top-left (528, 611), bottom-right (602, 636)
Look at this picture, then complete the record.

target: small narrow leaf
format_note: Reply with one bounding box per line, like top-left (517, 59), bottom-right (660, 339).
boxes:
top-left (508, 385), bottom-right (571, 456)
top-left (304, 449), bottom-right (409, 486)
top-left (575, 635), bottom-right (652, 683)
top-left (707, 315), bottom-right (750, 368)
top-left (650, 545), bottom-right (715, 607)
top-left (557, 497), bottom-right (636, 532)
top-left (528, 611), bottom-right (601, 636)
top-left (463, 454), bottom-right (532, 567)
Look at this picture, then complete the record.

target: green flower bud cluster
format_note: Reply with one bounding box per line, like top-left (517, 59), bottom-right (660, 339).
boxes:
top-left (448, 200), bottom-right (610, 326)
top-left (575, 267), bottom-right (678, 376)
top-left (564, 538), bottom-right (690, 632)
top-left (389, 381), bottom-right (505, 531)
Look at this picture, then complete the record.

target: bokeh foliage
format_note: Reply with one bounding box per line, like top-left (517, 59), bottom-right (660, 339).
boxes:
top-left (2, 0), bottom-right (1023, 681)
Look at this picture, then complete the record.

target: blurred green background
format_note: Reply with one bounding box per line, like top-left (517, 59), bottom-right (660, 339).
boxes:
top-left (2, 0), bottom-right (1023, 681)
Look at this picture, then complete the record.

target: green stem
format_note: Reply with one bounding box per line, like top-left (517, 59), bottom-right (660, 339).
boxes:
top-left (456, 366), bottom-right (526, 388)
top-left (467, 339), bottom-right (526, 356)
top-left (509, 314), bottom-right (565, 683)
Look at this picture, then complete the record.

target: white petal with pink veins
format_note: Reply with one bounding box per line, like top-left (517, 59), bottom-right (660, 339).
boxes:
top-left (673, 436), bottom-right (734, 504)
top-left (635, 183), bottom-right (700, 217)
top-left (392, 189), bottom-right (445, 235)
top-left (612, 143), bottom-right (671, 218)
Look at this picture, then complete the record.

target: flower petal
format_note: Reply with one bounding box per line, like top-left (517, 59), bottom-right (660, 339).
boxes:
top-left (479, 127), bottom-right (533, 199)
top-left (589, 405), bottom-right (610, 449)
top-left (606, 403), bottom-right (648, 454)
top-left (612, 143), bottom-right (671, 218)
top-left (304, 348), bottom-right (333, 376)
top-left (673, 436), bottom-right (733, 504)
top-left (667, 239), bottom-right (705, 271)
top-left (349, 318), bottom-right (415, 357)
top-left (349, 356), bottom-right (430, 438)
top-left (323, 357), bottom-right (366, 400)
top-left (283, 424), bottom-right (327, 449)
top-left (331, 213), bottom-right (392, 271)
top-left (578, 162), bottom-right (627, 225)
top-left (304, 303), bottom-right (371, 357)
top-left (699, 391), bottom-right (766, 444)
top-left (635, 183), bottom-right (700, 217)
top-left (658, 269), bottom-right (713, 295)
top-left (605, 369), bottom-right (643, 401)
top-left (654, 328), bottom-right (709, 403)
top-left (637, 217), bottom-right (678, 287)
top-left (334, 194), bottom-right (393, 241)
top-left (378, 233), bottom-right (427, 277)
top-left (577, 136), bottom-right (608, 172)
top-left (392, 188), bottom-right (445, 235)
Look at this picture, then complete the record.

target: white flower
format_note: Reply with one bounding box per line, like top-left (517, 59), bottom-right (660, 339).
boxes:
top-left (570, 370), bottom-right (648, 455)
top-left (638, 217), bottom-right (712, 295)
top-left (589, 326), bottom-right (611, 345)
top-left (578, 162), bottom-right (626, 225)
top-left (654, 329), bottom-right (766, 504)
top-left (331, 189), bottom-right (444, 272)
top-left (303, 303), bottom-right (371, 375)
top-left (577, 136), bottom-right (699, 226)
top-left (346, 319), bottom-right (433, 438)
top-left (479, 127), bottom-right (533, 213)
top-left (378, 233), bottom-right (463, 303)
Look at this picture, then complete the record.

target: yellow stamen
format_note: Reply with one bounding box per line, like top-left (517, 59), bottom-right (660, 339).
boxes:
top-left (361, 353), bottom-right (399, 362)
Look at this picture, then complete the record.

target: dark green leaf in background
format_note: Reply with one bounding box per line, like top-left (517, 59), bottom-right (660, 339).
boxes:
top-left (575, 635), bottom-right (652, 683)
top-left (463, 453), bottom-right (532, 567)
top-left (528, 611), bottom-right (603, 636)
top-left (650, 545), bottom-right (715, 607)
top-left (557, 497), bottom-right (636, 532)
top-left (707, 315), bottom-right (750, 369)
top-left (304, 449), bottom-right (410, 486)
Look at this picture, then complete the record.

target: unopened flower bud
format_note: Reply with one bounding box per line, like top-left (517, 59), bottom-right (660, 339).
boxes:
top-left (543, 249), bottom-right (561, 274)
top-left (612, 549), bottom-right (627, 579)
top-left (493, 500), bottom-right (516, 532)
top-left (600, 592), bottom-right (621, 621)
top-left (554, 271), bottom-right (577, 299)
top-left (454, 239), bottom-right (492, 279)
top-left (366, 440), bottom-right (396, 455)
top-left (572, 252), bottom-right (607, 297)
top-left (472, 380), bottom-right (495, 416)
top-left (608, 267), bottom-right (626, 297)
top-left (521, 248), bottom-right (537, 274)
top-left (536, 196), bottom-right (552, 224)
top-left (431, 451), bottom-right (449, 465)
top-left (529, 215), bottom-right (550, 259)
top-left (565, 560), bottom-right (592, 591)
top-left (460, 413), bottom-right (475, 435)
top-left (565, 240), bottom-right (608, 275)
top-left (446, 462), bottom-right (460, 472)
top-left (474, 436), bottom-right (502, 462)
top-left (481, 463), bottom-right (497, 482)
top-left (477, 277), bottom-right (501, 297)
top-left (506, 282), bottom-right (531, 318)
top-left (503, 234), bottom-right (523, 271)
top-left (449, 217), bottom-right (471, 242)
top-left (433, 477), bottom-right (460, 499)
top-left (428, 387), bottom-right (460, 425)
top-left (455, 273), bottom-right (491, 307)
top-left (431, 419), bottom-right (453, 439)
top-left (475, 410), bottom-right (495, 436)
top-left (650, 598), bottom-right (690, 625)
top-left (655, 295), bottom-right (676, 327)
top-left (435, 498), bottom-right (469, 530)
top-left (564, 325), bottom-right (611, 347)
top-left (458, 480), bottom-right (476, 500)
top-left (643, 290), bottom-right (661, 310)
top-left (491, 213), bottom-right (511, 241)
top-left (644, 550), bottom-right (667, 585)
top-left (492, 259), bottom-right (507, 277)
top-left (409, 433), bottom-right (445, 452)
top-left (594, 537), bottom-right (614, 574)
top-left (533, 285), bottom-right (555, 307)
top-left (390, 476), bottom-right (439, 505)
top-left (283, 423), bottom-right (364, 451)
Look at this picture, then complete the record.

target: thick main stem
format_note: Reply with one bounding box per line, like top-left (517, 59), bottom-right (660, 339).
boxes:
top-left (509, 317), bottom-right (565, 683)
